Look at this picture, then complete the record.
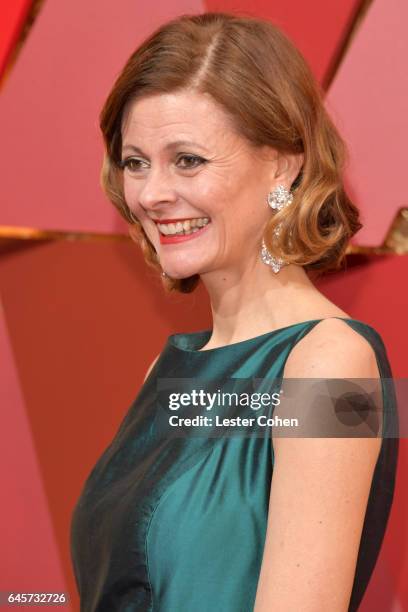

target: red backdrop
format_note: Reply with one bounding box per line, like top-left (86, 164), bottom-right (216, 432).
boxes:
top-left (1, 1), bottom-right (406, 611)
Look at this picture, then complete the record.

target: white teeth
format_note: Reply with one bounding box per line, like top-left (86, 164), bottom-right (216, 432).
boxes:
top-left (157, 217), bottom-right (210, 236)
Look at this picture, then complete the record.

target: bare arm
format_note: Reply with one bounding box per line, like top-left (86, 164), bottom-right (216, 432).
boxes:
top-left (254, 319), bottom-right (382, 612)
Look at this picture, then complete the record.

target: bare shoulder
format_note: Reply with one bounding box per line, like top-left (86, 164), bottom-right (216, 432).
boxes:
top-left (143, 353), bottom-right (160, 383)
top-left (284, 317), bottom-right (380, 379)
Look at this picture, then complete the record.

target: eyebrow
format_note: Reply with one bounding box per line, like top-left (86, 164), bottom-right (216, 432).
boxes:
top-left (121, 140), bottom-right (209, 155)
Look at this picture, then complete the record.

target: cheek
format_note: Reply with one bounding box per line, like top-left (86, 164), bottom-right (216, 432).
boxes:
top-left (194, 178), bottom-right (231, 217)
top-left (193, 164), bottom-right (235, 201)
top-left (123, 178), bottom-right (137, 206)
top-left (223, 193), bottom-right (269, 245)
top-left (123, 180), bottom-right (145, 220)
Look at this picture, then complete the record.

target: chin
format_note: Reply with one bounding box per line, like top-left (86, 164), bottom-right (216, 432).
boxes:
top-left (162, 262), bottom-right (203, 278)
top-left (165, 269), bottom-right (199, 279)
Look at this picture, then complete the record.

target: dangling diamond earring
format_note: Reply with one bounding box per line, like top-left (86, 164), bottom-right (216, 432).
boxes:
top-left (261, 238), bottom-right (285, 274)
top-left (261, 184), bottom-right (293, 274)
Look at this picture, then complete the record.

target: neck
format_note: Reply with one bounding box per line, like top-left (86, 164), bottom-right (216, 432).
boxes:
top-left (199, 255), bottom-right (324, 346)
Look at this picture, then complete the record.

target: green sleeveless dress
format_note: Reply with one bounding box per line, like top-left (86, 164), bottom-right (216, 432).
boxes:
top-left (70, 317), bottom-right (399, 611)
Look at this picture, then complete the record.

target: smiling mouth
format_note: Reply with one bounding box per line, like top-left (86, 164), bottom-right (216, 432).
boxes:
top-left (156, 217), bottom-right (211, 236)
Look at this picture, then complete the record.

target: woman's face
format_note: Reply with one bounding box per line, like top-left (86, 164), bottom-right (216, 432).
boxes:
top-left (121, 89), bottom-right (291, 279)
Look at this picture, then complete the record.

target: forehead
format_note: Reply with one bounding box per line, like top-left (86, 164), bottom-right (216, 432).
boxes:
top-left (121, 90), bottom-right (236, 146)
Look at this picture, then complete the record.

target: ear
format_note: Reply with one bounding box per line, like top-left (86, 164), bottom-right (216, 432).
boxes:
top-left (274, 151), bottom-right (304, 189)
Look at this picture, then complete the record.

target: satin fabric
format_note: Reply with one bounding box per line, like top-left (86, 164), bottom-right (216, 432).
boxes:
top-left (70, 317), bottom-right (399, 611)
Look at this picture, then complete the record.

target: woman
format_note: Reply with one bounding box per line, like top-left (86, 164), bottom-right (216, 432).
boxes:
top-left (70, 12), bottom-right (399, 611)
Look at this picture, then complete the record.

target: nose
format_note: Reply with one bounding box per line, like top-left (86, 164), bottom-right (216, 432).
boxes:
top-left (137, 165), bottom-right (177, 211)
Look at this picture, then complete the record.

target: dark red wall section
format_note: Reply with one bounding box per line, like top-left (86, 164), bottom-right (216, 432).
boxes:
top-left (1, 1), bottom-right (406, 610)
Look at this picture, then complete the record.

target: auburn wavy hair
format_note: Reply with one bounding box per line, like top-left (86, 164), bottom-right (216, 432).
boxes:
top-left (99, 11), bottom-right (362, 293)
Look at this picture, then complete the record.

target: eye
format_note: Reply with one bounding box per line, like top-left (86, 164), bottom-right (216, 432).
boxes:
top-left (176, 154), bottom-right (206, 169)
top-left (119, 158), bottom-right (147, 173)
top-left (119, 154), bottom-right (206, 174)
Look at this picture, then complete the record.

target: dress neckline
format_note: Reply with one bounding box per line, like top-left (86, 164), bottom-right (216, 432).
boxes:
top-left (167, 317), bottom-right (380, 354)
